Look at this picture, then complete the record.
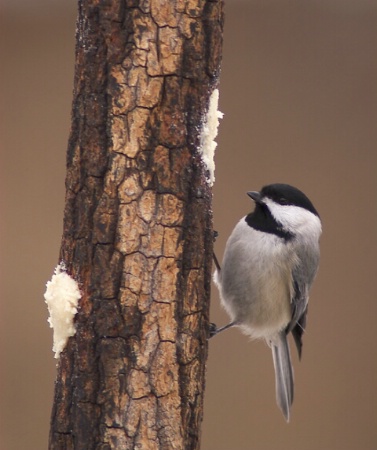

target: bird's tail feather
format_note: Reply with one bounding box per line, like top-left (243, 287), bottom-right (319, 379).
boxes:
top-left (271, 331), bottom-right (294, 422)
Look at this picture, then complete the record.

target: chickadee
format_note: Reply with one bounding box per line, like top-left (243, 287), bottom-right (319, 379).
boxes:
top-left (212, 183), bottom-right (322, 421)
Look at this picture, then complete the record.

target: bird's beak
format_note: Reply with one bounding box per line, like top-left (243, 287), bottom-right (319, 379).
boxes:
top-left (247, 191), bottom-right (263, 204)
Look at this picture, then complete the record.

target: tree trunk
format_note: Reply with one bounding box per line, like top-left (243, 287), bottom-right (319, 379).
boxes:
top-left (49, 0), bottom-right (224, 449)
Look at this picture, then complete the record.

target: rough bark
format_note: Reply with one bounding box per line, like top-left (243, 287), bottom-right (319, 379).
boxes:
top-left (49, 0), bottom-right (224, 449)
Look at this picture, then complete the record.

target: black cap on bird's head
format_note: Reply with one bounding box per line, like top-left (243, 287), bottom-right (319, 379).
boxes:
top-left (247, 183), bottom-right (320, 218)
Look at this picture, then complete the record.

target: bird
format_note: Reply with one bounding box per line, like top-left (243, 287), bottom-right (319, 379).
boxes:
top-left (212, 183), bottom-right (322, 421)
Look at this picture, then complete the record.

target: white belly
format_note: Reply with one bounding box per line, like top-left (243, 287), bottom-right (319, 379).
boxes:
top-left (214, 219), bottom-right (297, 340)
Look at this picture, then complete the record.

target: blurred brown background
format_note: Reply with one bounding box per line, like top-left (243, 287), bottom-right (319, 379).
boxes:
top-left (1, 1), bottom-right (376, 449)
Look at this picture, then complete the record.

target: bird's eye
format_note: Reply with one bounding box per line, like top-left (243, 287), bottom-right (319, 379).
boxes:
top-left (279, 197), bottom-right (288, 205)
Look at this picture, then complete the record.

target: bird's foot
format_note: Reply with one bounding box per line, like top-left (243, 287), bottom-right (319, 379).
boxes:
top-left (208, 323), bottom-right (219, 339)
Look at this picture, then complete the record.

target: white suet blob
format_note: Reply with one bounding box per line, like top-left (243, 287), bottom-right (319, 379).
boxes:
top-left (44, 263), bottom-right (81, 359)
top-left (199, 88), bottom-right (223, 186)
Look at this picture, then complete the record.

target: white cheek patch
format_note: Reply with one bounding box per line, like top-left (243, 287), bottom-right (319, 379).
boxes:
top-left (264, 198), bottom-right (322, 239)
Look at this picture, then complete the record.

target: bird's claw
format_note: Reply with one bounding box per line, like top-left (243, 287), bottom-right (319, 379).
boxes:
top-left (208, 322), bottom-right (218, 339)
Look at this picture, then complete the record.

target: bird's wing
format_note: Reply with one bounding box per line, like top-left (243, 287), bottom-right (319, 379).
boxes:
top-left (289, 280), bottom-right (308, 360)
top-left (288, 248), bottom-right (320, 359)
